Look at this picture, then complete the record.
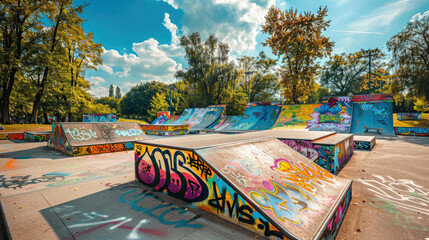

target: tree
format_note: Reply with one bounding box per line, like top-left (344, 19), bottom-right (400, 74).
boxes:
top-left (120, 81), bottom-right (168, 121)
top-left (148, 92), bottom-right (169, 119)
top-left (175, 32), bottom-right (238, 107)
top-left (238, 51), bottom-right (279, 102)
top-left (387, 12), bottom-right (429, 100)
top-left (262, 6), bottom-right (334, 104)
top-left (115, 86), bottom-right (121, 99)
top-left (95, 97), bottom-right (119, 113)
top-left (0, 0), bottom-right (45, 124)
top-left (109, 84), bottom-right (114, 97)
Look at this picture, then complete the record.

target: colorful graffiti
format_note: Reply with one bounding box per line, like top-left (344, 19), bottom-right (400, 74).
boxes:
top-left (307, 98), bottom-right (353, 133)
top-left (64, 127), bottom-right (97, 141)
top-left (0, 133), bottom-right (24, 140)
top-left (48, 124), bottom-right (74, 155)
top-left (350, 101), bottom-right (395, 135)
top-left (135, 143), bottom-right (285, 239)
top-left (73, 142), bottom-right (134, 156)
top-left (83, 113), bottom-right (117, 122)
top-left (394, 127), bottom-right (429, 136)
top-left (397, 113), bottom-right (422, 121)
top-left (321, 187), bottom-right (352, 239)
top-left (24, 132), bottom-right (51, 142)
top-left (354, 141), bottom-right (371, 150)
top-left (351, 93), bottom-right (393, 102)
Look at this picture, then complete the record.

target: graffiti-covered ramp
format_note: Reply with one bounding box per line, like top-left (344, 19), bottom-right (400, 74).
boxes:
top-left (135, 134), bottom-right (352, 239)
top-left (48, 122), bottom-right (147, 156)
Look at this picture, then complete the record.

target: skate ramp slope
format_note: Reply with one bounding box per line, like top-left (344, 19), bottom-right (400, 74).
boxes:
top-left (189, 106), bottom-right (224, 131)
top-left (219, 104), bottom-right (281, 132)
top-left (83, 113), bottom-right (117, 122)
top-left (214, 116), bottom-right (242, 131)
top-left (48, 122), bottom-right (147, 156)
top-left (349, 94), bottom-right (395, 136)
top-left (150, 115), bottom-right (169, 125)
top-left (135, 134), bottom-right (352, 239)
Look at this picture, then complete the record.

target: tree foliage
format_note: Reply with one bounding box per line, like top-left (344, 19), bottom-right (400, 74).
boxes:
top-left (148, 92), bottom-right (169, 119)
top-left (262, 6), bottom-right (334, 104)
top-left (388, 13), bottom-right (429, 100)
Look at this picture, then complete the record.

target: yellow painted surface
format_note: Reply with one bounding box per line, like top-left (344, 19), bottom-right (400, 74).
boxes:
top-left (393, 113), bottom-right (429, 127)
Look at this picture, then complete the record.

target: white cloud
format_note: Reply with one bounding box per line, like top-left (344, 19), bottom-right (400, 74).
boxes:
top-left (98, 65), bottom-right (113, 74)
top-left (88, 86), bottom-right (108, 97)
top-left (410, 10), bottom-right (429, 23)
top-left (99, 13), bottom-right (183, 83)
top-left (168, 0), bottom-right (276, 54)
top-left (160, 0), bottom-right (178, 9)
top-left (88, 76), bottom-right (105, 85)
top-left (349, 0), bottom-right (410, 32)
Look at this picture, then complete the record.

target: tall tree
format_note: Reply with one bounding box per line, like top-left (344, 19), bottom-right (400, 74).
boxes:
top-left (109, 84), bottom-right (114, 97)
top-left (262, 6), bottom-right (334, 104)
top-left (175, 32), bottom-right (238, 107)
top-left (387, 12), bottom-right (429, 100)
top-left (148, 92), bottom-right (169, 119)
top-left (115, 86), bottom-right (121, 99)
top-left (0, 0), bottom-right (45, 123)
top-left (238, 51), bottom-right (279, 102)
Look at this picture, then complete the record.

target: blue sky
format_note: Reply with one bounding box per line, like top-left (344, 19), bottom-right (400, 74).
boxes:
top-left (79, 0), bottom-right (429, 97)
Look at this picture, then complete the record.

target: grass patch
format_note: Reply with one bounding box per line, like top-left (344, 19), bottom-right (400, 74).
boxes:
top-left (393, 113), bottom-right (429, 127)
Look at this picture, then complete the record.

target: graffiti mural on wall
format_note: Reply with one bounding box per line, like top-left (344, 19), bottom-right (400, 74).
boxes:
top-left (83, 113), bottom-right (117, 122)
top-left (24, 133), bottom-right (51, 142)
top-left (394, 127), bottom-right (429, 136)
top-left (273, 104), bottom-right (318, 129)
top-left (135, 144), bottom-right (285, 239)
top-left (0, 133), bottom-right (24, 140)
top-left (354, 141), bottom-right (371, 150)
top-left (397, 113), bottom-right (422, 121)
top-left (350, 101), bottom-right (395, 135)
top-left (73, 142), bottom-right (134, 156)
top-left (308, 97), bottom-right (353, 133)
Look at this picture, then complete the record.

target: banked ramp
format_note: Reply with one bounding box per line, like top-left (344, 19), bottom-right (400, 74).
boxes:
top-left (48, 122), bottom-right (147, 156)
top-left (135, 134), bottom-right (352, 239)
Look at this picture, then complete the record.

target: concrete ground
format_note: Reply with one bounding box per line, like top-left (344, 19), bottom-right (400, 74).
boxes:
top-left (0, 134), bottom-right (428, 240)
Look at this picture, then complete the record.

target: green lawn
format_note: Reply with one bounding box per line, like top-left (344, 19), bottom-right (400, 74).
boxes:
top-left (0, 124), bottom-right (52, 132)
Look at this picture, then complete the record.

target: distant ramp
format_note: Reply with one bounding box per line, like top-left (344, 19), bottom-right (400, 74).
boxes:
top-left (48, 122), bottom-right (147, 156)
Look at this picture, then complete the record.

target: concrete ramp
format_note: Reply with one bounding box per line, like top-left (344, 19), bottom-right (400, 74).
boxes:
top-left (273, 104), bottom-right (321, 129)
top-left (215, 116), bottom-right (242, 131)
top-left (350, 95), bottom-right (395, 136)
top-left (83, 113), bottom-right (117, 122)
top-left (151, 115), bottom-right (169, 125)
top-left (48, 122), bottom-right (147, 156)
top-left (206, 115), bottom-right (227, 130)
top-left (189, 106), bottom-right (224, 131)
top-left (219, 105), bottom-right (281, 131)
top-left (135, 135), bottom-right (352, 239)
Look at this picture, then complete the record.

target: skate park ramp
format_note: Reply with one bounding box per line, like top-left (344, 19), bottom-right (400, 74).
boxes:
top-left (272, 101), bottom-right (352, 133)
top-left (218, 104), bottom-right (281, 131)
top-left (171, 108), bottom-right (209, 127)
top-left (214, 116), bottom-right (242, 131)
top-left (150, 115), bottom-right (169, 125)
top-left (189, 106), bottom-right (224, 130)
top-left (349, 94), bottom-right (395, 136)
top-left (48, 122), bottom-right (147, 156)
top-left (83, 113), bottom-right (117, 122)
top-left (135, 134), bottom-right (352, 239)
top-left (206, 115), bottom-right (227, 130)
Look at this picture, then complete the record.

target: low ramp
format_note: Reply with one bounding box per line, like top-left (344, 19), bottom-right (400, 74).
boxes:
top-left (23, 131), bottom-right (52, 142)
top-left (135, 134), bottom-right (352, 239)
top-left (206, 115), bottom-right (227, 130)
top-left (353, 135), bottom-right (376, 151)
top-left (189, 106), bottom-right (224, 131)
top-left (48, 122), bottom-right (147, 156)
top-left (350, 94), bottom-right (394, 135)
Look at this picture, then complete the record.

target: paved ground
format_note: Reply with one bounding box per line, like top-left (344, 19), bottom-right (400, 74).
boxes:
top-left (0, 134), bottom-right (428, 239)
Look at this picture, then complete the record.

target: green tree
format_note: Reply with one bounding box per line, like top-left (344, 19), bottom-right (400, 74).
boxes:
top-left (262, 6), bottom-right (334, 104)
top-left (115, 86), bottom-right (121, 99)
top-left (226, 92), bottom-right (247, 115)
top-left (175, 32), bottom-right (238, 107)
top-left (148, 92), bottom-right (169, 119)
top-left (387, 12), bottom-right (429, 100)
top-left (238, 51), bottom-right (279, 102)
top-left (109, 84), bottom-right (114, 98)
top-left (120, 81), bottom-right (168, 121)
top-left (95, 97), bottom-right (119, 113)
top-left (0, 0), bottom-right (45, 124)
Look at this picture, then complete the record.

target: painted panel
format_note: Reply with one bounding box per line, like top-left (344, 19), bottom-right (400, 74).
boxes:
top-left (308, 98), bottom-right (353, 133)
top-left (397, 113), bottom-right (422, 121)
top-left (394, 127), bottom-right (429, 136)
top-left (189, 107), bottom-right (224, 130)
top-left (83, 113), bottom-right (117, 122)
top-left (0, 133), bottom-right (24, 140)
top-left (272, 104), bottom-right (321, 129)
top-left (350, 102), bottom-right (395, 135)
top-left (150, 115), bottom-right (169, 125)
top-left (73, 142), bottom-right (134, 156)
top-left (24, 132), bottom-right (51, 142)
top-left (215, 116), bottom-right (242, 131)
top-left (206, 115), bottom-right (227, 130)
top-left (140, 124), bottom-right (188, 131)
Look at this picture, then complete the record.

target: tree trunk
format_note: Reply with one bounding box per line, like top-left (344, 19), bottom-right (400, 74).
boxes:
top-left (292, 85), bottom-right (299, 104)
top-left (1, 68), bottom-right (18, 124)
